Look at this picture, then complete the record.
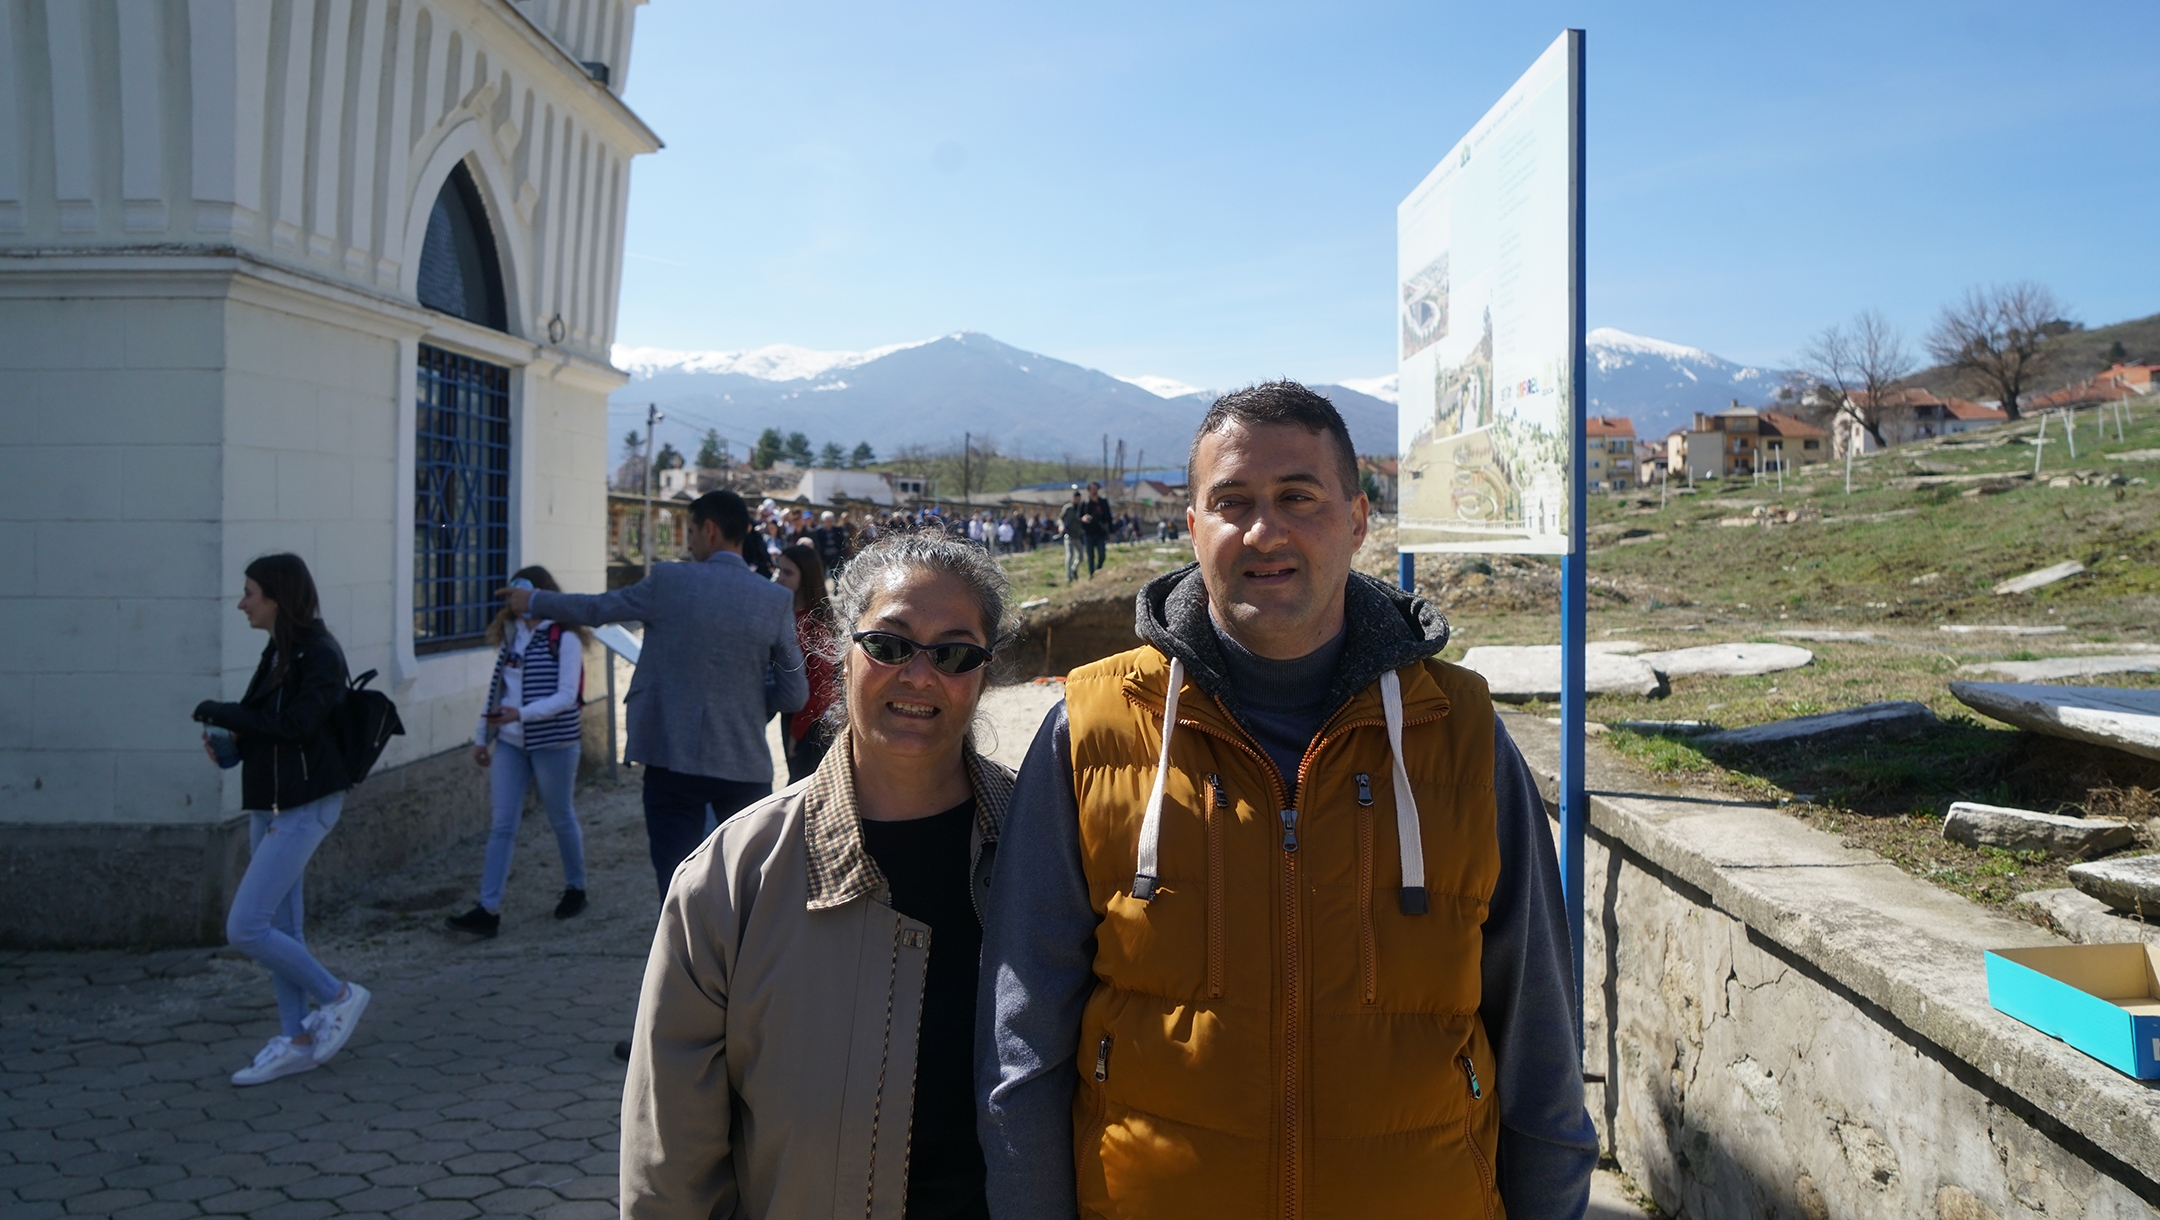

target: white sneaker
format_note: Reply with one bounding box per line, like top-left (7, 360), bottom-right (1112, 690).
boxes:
top-left (232, 1036), bottom-right (317, 1086)
top-left (305, 981), bottom-right (371, 1064)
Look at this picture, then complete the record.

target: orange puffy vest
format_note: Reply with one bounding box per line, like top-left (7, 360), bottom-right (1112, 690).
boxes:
top-left (1063, 644), bottom-right (1505, 1220)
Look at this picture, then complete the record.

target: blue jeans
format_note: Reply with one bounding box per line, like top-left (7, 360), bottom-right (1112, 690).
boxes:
top-left (1064, 535), bottom-right (1082, 583)
top-left (480, 743), bottom-right (586, 912)
top-left (227, 795), bottom-right (346, 1038)
top-left (1085, 534), bottom-right (1107, 575)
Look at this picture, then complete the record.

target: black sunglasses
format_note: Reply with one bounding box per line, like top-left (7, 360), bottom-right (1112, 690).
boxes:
top-left (852, 631), bottom-right (994, 675)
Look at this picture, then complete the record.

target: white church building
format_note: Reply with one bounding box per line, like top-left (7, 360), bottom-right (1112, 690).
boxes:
top-left (0, 0), bottom-right (659, 944)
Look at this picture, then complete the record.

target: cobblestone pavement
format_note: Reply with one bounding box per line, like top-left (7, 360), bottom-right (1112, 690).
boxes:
top-left (0, 689), bottom-right (1061, 1220)
top-left (0, 765), bottom-right (660, 1220)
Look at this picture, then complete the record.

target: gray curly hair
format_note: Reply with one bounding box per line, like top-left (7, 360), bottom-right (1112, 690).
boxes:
top-left (819, 528), bottom-right (1019, 731)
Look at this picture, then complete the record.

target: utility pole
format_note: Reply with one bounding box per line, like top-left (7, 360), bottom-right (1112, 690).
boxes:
top-left (642, 402), bottom-right (664, 581)
top-left (963, 432), bottom-right (971, 504)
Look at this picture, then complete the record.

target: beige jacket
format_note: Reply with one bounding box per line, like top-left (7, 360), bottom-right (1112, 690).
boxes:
top-left (619, 741), bottom-right (1013, 1220)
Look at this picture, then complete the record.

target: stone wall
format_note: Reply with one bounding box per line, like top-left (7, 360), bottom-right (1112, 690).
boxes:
top-left (1505, 715), bottom-right (2160, 1220)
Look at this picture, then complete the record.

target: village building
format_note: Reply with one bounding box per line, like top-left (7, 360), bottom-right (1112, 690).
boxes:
top-left (0, 1), bottom-right (659, 945)
top-left (1833, 389), bottom-right (2007, 455)
top-left (1671, 403), bottom-right (1830, 480)
top-left (1585, 415), bottom-right (1637, 491)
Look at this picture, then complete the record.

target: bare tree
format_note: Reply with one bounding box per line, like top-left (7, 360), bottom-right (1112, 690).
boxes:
top-left (1799, 309), bottom-right (1916, 450)
top-left (1924, 281), bottom-right (2070, 420)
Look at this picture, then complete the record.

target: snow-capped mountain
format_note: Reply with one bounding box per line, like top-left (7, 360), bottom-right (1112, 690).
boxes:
top-left (1585, 327), bottom-right (1783, 440)
top-left (607, 326), bottom-right (1767, 473)
top-left (611, 333), bottom-right (1402, 468)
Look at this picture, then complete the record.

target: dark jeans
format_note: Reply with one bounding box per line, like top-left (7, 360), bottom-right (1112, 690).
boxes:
top-left (641, 766), bottom-right (771, 898)
top-left (1084, 533), bottom-right (1107, 575)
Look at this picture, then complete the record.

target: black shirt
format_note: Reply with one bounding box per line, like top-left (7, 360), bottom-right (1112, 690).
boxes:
top-left (859, 800), bottom-right (989, 1220)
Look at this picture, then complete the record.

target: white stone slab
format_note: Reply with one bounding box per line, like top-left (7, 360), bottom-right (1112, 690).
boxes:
top-left (1957, 655), bottom-right (2160, 682)
top-left (1700, 701), bottom-right (1937, 748)
top-left (1775, 630), bottom-right (1878, 642)
top-left (1992, 560), bottom-right (2087, 595)
top-left (2103, 449), bottom-right (2160, 462)
top-left (1457, 645), bottom-right (1664, 702)
top-left (1941, 801), bottom-right (2136, 859)
top-left (2066, 855), bottom-right (2160, 919)
top-left (1938, 624), bottom-right (2068, 636)
top-left (1948, 682), bottom-right (2160, 763)
top-left (1587, 640), bottom-right (1647, 655)
top-left (1637, 642), bottom-right (1814, 678)
top-left (2014, 887), bottom-right (2160, 946)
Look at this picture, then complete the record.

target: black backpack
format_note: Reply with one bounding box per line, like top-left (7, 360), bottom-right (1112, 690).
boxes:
top-left (336, 669), bottom-right (406, 781)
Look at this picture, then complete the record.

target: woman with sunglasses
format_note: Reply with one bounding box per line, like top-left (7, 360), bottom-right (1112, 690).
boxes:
top-left (622, 530), bottom-right (1013, 1220)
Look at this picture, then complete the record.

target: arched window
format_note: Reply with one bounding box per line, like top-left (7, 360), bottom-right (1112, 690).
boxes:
top-left (416, 163), bottom-right (507, 332)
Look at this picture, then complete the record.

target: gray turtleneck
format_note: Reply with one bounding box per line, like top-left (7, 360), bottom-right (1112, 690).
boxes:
top-left (1208, 617), bottom-right (1346, 800)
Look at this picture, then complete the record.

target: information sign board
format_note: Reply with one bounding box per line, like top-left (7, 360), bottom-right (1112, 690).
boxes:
top-left (1396, 32), bottom-right (1583, 554)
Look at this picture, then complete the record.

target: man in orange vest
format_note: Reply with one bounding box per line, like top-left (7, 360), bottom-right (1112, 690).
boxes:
top-left (978, 382), bottom-right (1596, 1218)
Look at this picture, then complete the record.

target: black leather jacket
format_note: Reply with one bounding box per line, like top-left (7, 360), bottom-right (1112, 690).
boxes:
top-left (196, 624), bottom-right (353, 812)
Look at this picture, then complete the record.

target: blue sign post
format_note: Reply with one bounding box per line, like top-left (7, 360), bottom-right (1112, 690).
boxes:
top-left (1394, 28), bottom-right (1588, 1045)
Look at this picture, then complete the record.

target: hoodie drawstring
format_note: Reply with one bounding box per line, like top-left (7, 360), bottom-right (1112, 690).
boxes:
top-left (1132, 660), bottom-right (1427, 917)
top-left (1131, 658), bottom-right (1184, 901)
top-left (1381, 670), bottom-right (1428, 914)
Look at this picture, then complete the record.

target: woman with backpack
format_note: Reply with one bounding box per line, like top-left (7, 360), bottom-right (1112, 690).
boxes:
top-left (446, 566), bottom-right (592, 938)
top-left (192, 553), bottom-right (371, 1086)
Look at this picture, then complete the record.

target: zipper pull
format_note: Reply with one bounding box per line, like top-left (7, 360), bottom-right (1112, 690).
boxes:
top-left (1459, 1055), bottom-right (1482, 1100)
top-left (1094, 1034), bottom-right (1113, 1082)
top-left (1280, 808), bottom-right (1299, 852)
top-left (1356, 773), bottom-right (1373, 806)
top-left (1207, 773), bottom-right (1227, 808)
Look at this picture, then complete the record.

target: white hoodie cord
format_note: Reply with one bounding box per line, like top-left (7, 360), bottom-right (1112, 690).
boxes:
top-left (1381, 670), bottom-right (1428, 914)
top-left (1131, 657), bottom-right (1184, 902)
top-left (1132, 659), bottom-right (1425, 915)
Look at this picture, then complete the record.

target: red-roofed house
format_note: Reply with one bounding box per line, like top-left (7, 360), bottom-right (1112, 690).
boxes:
top-left (2026, 364), bottom-right (2159, 412)
top-left (1586, 416), bottom-right (1638, 491)
top-left (1834, 389), bottom-right (2008, 455)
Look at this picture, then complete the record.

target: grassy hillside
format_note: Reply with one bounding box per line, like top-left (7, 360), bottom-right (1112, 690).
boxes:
top-left (1905, 308), bottom-right (2160, 398)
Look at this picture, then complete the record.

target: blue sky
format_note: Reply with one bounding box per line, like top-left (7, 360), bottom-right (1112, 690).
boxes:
top-left (615, 0), bottom-right (2159, 386)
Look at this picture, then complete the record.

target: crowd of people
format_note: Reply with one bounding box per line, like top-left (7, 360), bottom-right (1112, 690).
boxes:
top-left (192, 383), bottom-right (1600, 1220)
top-left (734, 479), bottom-right (1173, 586)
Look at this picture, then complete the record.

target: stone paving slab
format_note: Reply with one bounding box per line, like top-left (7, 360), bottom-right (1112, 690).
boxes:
top-left (0, 770), bottom-right (657, 1218)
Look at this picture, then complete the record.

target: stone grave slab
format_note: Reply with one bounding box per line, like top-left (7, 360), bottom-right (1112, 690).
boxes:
top-left (2066, 855), bottom-right (2160, 919)
top-left (1939, 624), bottom-right (2067, 636)
top-left (1992, 560), bottom-right (2087, 595)
top-left (1957, 655), bottom-right (2160, 682)
top-left (2014, 888), bottom-right (2160, 947)
top-left (1699, 701), bottom-right (1937, 749)
top-left (1457, 645), bottom-right (1664, 702)
top-left (1948, 682), bottom-right (2160, 763)
top-left (1941, 801), bottom-right (2137, 859)
top-left (1775, 629), bottom-right (1879, 642)
top-left (1637, 642), bottom-right (1814, 678)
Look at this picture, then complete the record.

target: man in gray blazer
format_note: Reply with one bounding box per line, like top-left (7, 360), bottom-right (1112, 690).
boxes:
top-left (502, 490), bottom-right (807, 896)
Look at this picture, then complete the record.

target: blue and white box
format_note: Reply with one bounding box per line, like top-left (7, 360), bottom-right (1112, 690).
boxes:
top-left (1985, 944), bottom-right (2160, 1079)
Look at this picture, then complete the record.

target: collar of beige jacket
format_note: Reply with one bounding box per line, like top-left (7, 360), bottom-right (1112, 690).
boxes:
top-left (801, 737), bottom-right (1012, 911)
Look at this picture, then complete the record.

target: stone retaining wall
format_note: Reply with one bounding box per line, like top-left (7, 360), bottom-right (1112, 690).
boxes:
top-left (1506, 714), bottom-right (2160, 1220)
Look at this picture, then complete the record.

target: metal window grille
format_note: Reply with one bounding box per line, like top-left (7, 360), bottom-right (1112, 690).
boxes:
top-left (413, 344), bottom-right (511, 652)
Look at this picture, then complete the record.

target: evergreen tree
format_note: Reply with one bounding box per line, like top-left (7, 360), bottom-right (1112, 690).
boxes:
top-left (654, 442), bottom-right (685, 471)
top-left (696, 429), bottom-right (726, 469)
top-left (818, 441), bottom-right (845, 467)
top-left (784, 431), bottom-right (814, 464)
top-left (623, 429), bottom-right (643, 459)
top-left (753, 428), bottom-right (783, 469)
top-left (850, 441), bottom-right (876, 468)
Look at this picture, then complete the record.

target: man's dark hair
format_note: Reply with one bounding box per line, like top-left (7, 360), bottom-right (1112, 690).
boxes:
top-left (689, 489), bottom-right (750, 542)
top-left (1186, 380), bottom-right (1360, 498)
